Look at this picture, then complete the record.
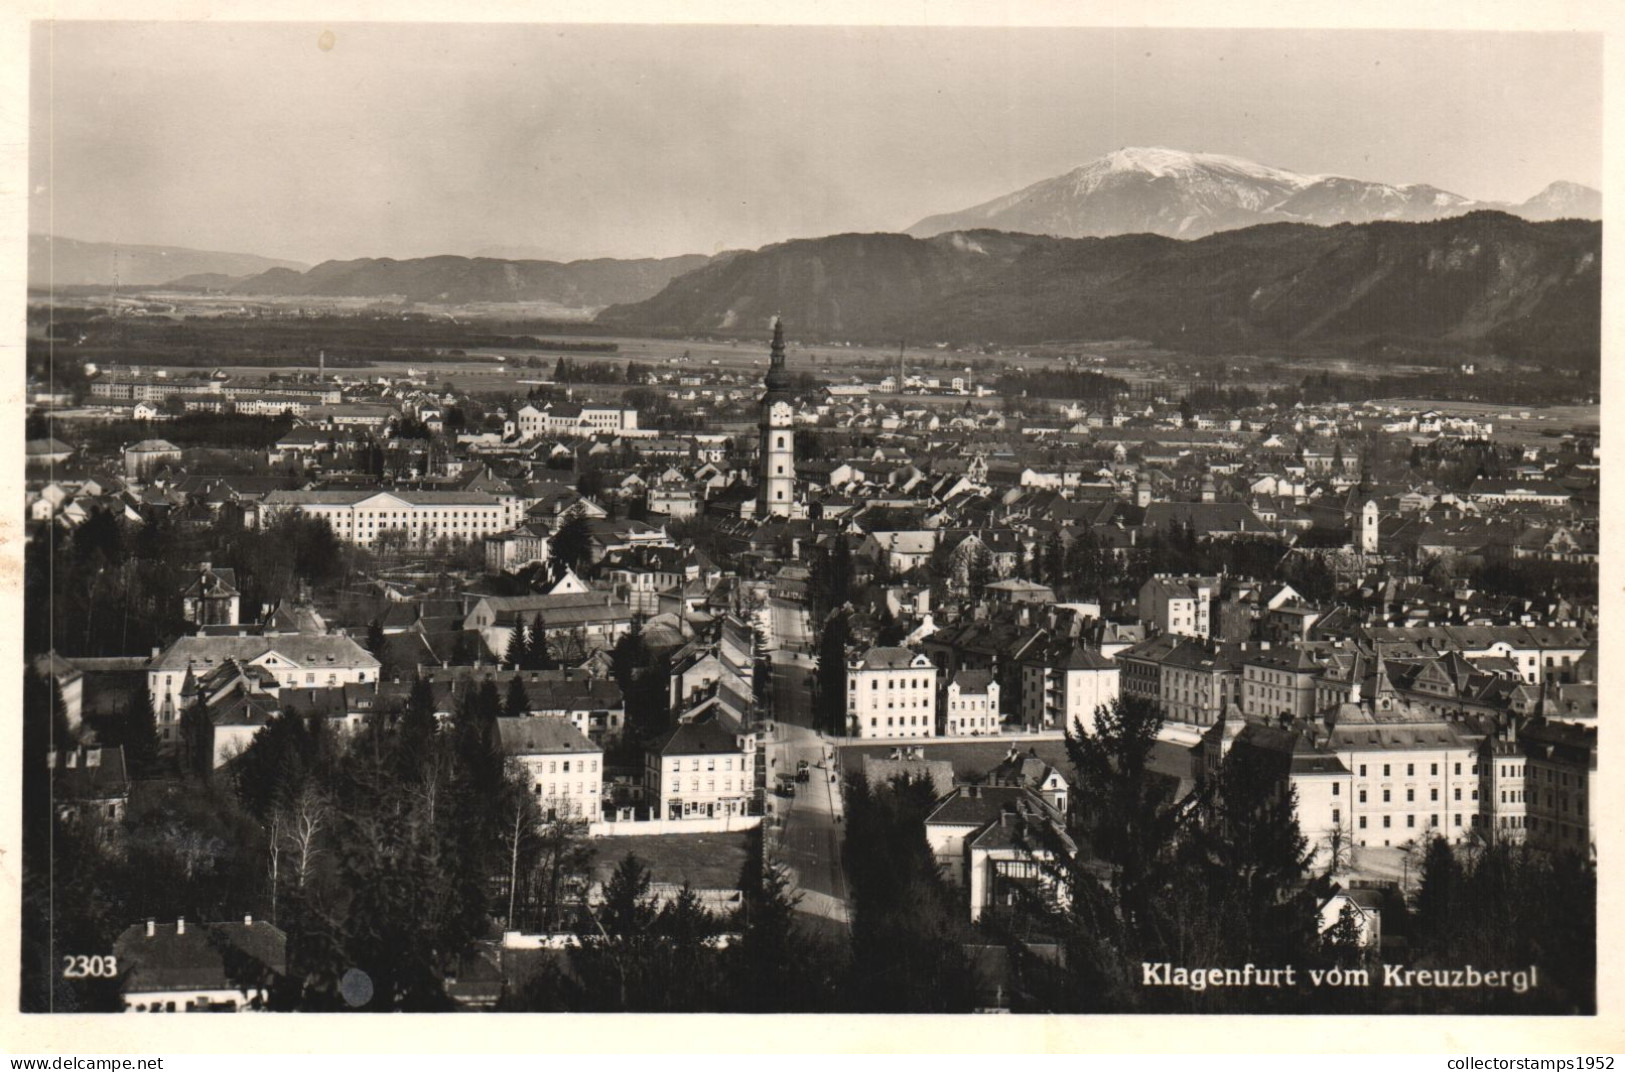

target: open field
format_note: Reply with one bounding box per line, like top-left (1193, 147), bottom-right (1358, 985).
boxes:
top-left (587, 831), bottom-right (751, 891)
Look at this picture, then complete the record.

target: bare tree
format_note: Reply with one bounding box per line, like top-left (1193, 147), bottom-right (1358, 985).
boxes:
top-left (286, 787), bottom-right (329, 891)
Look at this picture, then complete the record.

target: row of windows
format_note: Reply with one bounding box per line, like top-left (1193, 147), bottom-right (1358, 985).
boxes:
top-left (666, 756), bottom-right (738, 772)
top-left (1353, 813), bottom-right (1463, 830)
top-left (537, 759), bottom-right (598, 774)
top-left (1359, 762), bottom-right (1473, 778)
top-left (1356, 786), bottom-right (1471, 804)
top-left (665, 778), bottom-right (743, 794)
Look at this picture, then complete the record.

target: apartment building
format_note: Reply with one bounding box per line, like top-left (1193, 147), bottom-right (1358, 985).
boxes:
top-left (847, 647), bottom-right (939, 739)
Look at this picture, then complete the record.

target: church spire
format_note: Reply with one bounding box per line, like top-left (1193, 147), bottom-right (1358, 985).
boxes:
top-left (763, 316), bottom-right (792, 395)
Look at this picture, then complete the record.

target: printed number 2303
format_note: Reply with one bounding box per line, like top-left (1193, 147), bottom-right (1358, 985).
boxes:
top-left (62, 955), bottom-right (117, 979)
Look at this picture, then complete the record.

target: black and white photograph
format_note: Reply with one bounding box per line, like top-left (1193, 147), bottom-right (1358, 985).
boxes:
top-left (8, 2), bottom-right (1616, 1048)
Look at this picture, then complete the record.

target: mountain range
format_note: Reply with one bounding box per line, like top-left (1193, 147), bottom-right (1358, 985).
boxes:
top-left (164, 253), bottom-right (720, 309)
top-left (27, 234), bottom-right (307, 289)
top-left (599, 212), bottom-right (1599, 360)
top-left (905, 147), bottom-right (1601, 241)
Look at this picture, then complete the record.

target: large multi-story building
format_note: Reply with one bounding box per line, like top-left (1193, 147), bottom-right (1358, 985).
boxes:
top-left (258, 489), bottom-right (518, 548)
top-left (1138, 574), bottom-right (1219, 638)
top-left (1477, 726), bottom-right (1528, 846)
top-left (1520, 719), bottom-right (1595, 855)
top-left (943, 670), bottom-right (1000, 736)
top-left (645, 709), bottom-right (757, 820)
top-left (497, 717), bottom-right (604, 821)
top-left (1018, 636), bottom-right (1120, 733)
top-left (847, 647), bottom-right (938, 739)
top-left (146, 634), bottom-right (380, 738)
top-left (1241, 647), bottom-right (1323, 725)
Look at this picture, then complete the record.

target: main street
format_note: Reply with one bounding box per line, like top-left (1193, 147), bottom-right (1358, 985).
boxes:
top-left (763, 646), bottom-right (850, 925)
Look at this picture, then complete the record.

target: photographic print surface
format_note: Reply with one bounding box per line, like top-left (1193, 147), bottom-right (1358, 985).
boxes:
top-left (19, 18), bottom-right (1601, 1019)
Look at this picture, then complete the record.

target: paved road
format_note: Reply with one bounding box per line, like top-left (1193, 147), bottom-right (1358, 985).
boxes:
top-left (769, 597), bottom-right (812, 652)
top-left (762, 664), bottom-right (850, 926)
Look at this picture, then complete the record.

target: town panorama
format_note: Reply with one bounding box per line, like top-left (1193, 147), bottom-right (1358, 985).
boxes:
top-left (19, 26), bottom-right (1600, 1021)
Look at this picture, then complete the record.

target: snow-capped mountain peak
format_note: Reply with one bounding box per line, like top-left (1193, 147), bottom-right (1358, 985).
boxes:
top-left (905, 146), bottom-right (1598, 241)
top-left (1099, 146), bottom-right (1319, 189)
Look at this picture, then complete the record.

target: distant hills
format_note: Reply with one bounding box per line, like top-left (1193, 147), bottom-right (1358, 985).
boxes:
top-left (598, 212), bottom-right (1600, 359)
top-left (905, 147), bottom-right (1601, 241)
top-left (163, 252), bottom-right (720, 309)
top-left (27, 234), bottom-right (307, 288)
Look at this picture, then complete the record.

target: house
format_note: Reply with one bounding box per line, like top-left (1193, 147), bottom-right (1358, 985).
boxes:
top-left (1520, 719), bottom-right (1595, 855)
top-left (112, 918), bottom-right (286, 1012)
top-left (986, 746), bottom-right (1071, 814)
top-left (181, 563), bottom-right (241, 627)
top-left (1138, 574), bottom-right (1219, 639)
top-left (1018, 636), bottom-right (1120, 733)
top-left (943, 670), bottom-right (1000, 737)
top-left (1318, 885), bottom-right (1383, 950)
top-left (122, 439), bottom-right (183, 478)
top-left (923, 785), bottom-right (1073, 922)
top-left (846, 647), bottom-right (938, 739)
top-left (49, 745), bottom-right (131, 827)
top-left (644, 708), bottom-right (757, 820)
top-left (147, 635), bottom-right (380, 740)
top-left (497, 717), bottom-right (604, 821)
top-left (462, 591), bottom-right (635, 660)
top-left (26, 437), bottom-right (74, 466)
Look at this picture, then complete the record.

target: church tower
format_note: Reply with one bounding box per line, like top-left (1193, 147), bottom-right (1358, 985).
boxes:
top-left (759, 318), bottom-right (796, 518)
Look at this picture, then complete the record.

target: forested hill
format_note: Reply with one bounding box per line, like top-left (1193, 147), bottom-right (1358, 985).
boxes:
top-left (597, 213), bottom-right (1600, 362)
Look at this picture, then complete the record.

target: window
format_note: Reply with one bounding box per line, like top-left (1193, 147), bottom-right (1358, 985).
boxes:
top-left (1332, 783), bottom-right (1340, 796)
top-left (1358, 789), bottom-right (1367, 803)
top-left (1359, 765), bottom-right (1367, 777)
top-left (1383, 764), bottom-right (1391, 777)
top-left (1430, 788), bottom-right (1438, 802)
top-left (1406, 789), bottom-right (1414, 803)
top-left (1382, 789), bottom-right (1391, 803)
top-left (1454, 787), bottom-right (1462, 801)
top-left (1358, 816), bottom-right (1367, 829)
top-left (1332, 808), bottom-right (1341, 825)
top-left (1407, 815), bottom-right (1416, 828)
top-left (1407, 764), bottom-right (1414, 776)
top-left (1383, 816), bottom-right (1391, 829)
top-left (1454, 813), bottom-right (1462, 827)
top-left (1431, 763), bottom-right (1439, 776)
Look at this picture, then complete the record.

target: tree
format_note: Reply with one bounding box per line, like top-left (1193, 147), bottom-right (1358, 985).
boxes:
top-left (504, 619), bottom-right (529, 669)
top-left (1414, 835), bottom-right (1462, 945)
top-left (505, 675), bottom-right (531, 718)
top-left (815, 613), bottom-right (851, 735)
top-left (1321, 900), bottom-right (1367, 967)
top-left (527, 612), bottom-right (553, 670)
top-left (551, 515), bottom-right (593, 575)
top-left (840, 772), bottom-right (979, 1012)
top-left (366, 620), bottom-right (387, 661)
top-left (398, 675), bottom-right (439, 769)
top-left (124, 687), bottom-right (160, 779)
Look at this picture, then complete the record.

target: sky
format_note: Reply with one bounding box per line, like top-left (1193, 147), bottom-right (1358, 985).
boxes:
top-left (28, 23), bottom-right (1603, 265)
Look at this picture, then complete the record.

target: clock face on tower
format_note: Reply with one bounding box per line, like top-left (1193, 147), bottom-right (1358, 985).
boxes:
top-left (770, 401), bottom-right (793, 426)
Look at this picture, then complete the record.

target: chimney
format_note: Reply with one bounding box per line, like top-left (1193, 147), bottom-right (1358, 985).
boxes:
top-left (176, 917), bottom-right (186, 935)
top-left (145, 919), bottom-right (155, 938)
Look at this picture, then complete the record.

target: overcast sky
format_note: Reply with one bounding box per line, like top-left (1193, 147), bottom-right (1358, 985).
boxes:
top-left (29, 23), bottom-right (1602, 265)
